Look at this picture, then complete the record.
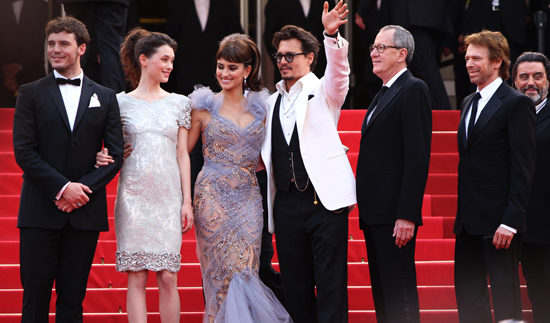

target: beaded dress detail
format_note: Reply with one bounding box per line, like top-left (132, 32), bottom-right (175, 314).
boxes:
top-left (190, 87), bottom-right (292, 323)
top-left (114, 93), bottom-right (191, 273)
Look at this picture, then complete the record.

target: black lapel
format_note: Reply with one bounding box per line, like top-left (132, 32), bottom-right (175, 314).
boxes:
top-left (457, 93), bottom-right (475, 149)
top-left (45, 73), bottom-right (71, 131)
top-left (362, 70), bottom-right (410, 135)
top-left (361, 94), bottom-right (378, 135)
top-left (537, 99), bottom-right (550, 124)
top-left (73, 76), bottom-right (94, 131)
top-left (468, 82), bottom-right (507, 146)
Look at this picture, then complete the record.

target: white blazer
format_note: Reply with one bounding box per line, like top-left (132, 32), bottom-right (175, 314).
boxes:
top-left (261, 35), bottom-right (357, 233)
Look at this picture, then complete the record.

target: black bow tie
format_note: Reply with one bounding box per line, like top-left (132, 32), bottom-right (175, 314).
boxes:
top-left (56, 78), bottom-right (81, 86)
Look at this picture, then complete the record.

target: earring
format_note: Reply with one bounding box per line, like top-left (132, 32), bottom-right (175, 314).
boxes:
top-left (244, 77), bottom-right (248, 88)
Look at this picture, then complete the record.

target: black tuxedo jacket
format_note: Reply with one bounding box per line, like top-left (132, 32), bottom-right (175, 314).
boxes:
top-left (357, 0), bottom-right (453, 34)
top-left (264, 0), bottom-right (335, 78)
top-left (454, 82), bottom-right (536, 236)
top-left (524, 100), bottom-right (550, 244)
top-left (462, 0), bottom-right (527, 45)
top-left (166, 0), bottom-right (242, 95)
top-left (356, 70), bottom-right (432, 226)
top-left (0, 0), bottom-right (48, 107)
top-left (13, 73), bottom-right (124, 231)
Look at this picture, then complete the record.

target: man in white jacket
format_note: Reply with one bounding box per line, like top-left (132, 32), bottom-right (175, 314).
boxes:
top-left (260, 2), bottom-right (356, 322)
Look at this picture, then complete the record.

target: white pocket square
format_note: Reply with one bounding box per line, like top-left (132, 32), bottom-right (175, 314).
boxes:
top-left (88, 93), bottom-right (101, 108)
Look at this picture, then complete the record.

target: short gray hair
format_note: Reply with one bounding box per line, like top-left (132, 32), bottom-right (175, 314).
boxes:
top-left (380, 25), bottom-right (415, 65)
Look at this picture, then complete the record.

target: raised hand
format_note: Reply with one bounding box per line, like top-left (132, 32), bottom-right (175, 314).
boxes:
top-left (322, 1), bottom-right (349, 35)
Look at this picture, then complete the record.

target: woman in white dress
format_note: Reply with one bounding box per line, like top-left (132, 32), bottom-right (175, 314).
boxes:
top-left (113, 28), bottom-right (193, 323)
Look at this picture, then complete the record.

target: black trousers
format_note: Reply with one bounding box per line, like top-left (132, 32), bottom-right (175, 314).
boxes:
top-left (274, 184), bottom-right (349, 323)
top-left (361, 223), bottom-right (420, 323)
top-left (20, 222), bottom-right (100, 323)
top-left (454, 231), bottom-right (523, 323)
top-left (521, 243), bottom-right (550, 323)
top-left (257, 170), bottom-right (285, 305)
top-left (63, 2), bottom-right (127, 93)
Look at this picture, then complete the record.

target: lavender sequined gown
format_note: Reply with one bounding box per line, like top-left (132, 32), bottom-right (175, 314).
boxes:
top-left (114, 93), bottom-right (191, 273)
top-left (190, 87), bottom-right (292, 323)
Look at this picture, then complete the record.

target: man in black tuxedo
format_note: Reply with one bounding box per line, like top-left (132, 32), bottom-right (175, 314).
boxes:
top-left (264, 0), bottom-right (335, 79)
top-left (0, 0), bottom-right (48, 107)
top-left (58, 0), bottom-right (129, 93)
top-left (512, 52), bottom-right (550, 323)
top-left (454, 31), bottom-right (536, 323)
top-left (355, 25), bottom-right (432, 323)
top-left (356, 0), bottom-right (453, 110)
top-left (12, 17), bottom-right (124, 322)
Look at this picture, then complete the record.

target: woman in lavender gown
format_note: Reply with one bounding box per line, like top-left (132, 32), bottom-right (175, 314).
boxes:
top-left (187, 34), bottom-right (292, 323)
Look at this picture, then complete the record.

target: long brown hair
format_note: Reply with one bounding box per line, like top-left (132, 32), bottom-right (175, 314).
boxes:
top-left (120, 27), bottom-right (177, 89)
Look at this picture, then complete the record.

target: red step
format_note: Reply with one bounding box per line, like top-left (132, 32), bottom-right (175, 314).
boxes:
top-left (0, 131), bottom-right (13, 152)
top-left (425, 174), bottom-right (457, 195)
top-left (0, 152), bottom-right (20, 173)
top-left (432, 132), bottom-right (458, 153)
top-left (432, 111), bottom-right (460, 132)
top-left (0, 109), bottom-right (14, 131)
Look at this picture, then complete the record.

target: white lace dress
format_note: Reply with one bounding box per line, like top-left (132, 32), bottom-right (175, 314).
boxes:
top-left (114, 92), bottom-right (191, 273)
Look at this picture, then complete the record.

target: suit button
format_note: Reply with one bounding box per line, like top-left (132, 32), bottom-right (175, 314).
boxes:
top-left (70, 143), bottom-right (76, 148)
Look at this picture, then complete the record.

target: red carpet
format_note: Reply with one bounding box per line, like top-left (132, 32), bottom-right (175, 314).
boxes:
top-left (0, 108), bottom-right (534, 322)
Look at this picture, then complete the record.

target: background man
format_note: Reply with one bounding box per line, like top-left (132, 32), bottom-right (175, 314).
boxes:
top-left (355, 25), bottom-right (432, 323)
top-left (59, 0), bottom-right (129, 92)
top-left (512, 51), bottom-right (550, 323)
top-left (13, 16), bottom-right (124, 322)
top-left (454, 30), bottom-right (536, 323)
top-left (356, 0), bottom-right (453, 110)
top-left (260, 2), bottom-right (356, 322)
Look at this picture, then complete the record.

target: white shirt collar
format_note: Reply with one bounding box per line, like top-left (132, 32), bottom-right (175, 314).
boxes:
top-left (536, 97), bottom-right (547, 114)
top-left (276, 72), bottom-right (314, 96)
top-left (384, 68), bottom-right (407, 88)
top-left (54, 69), bottom-right (84, 81)
top-left (477, 77), bottom-right (503, 101)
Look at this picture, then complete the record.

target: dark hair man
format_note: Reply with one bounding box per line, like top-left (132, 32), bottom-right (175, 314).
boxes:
top-left (260, 1), bottom-right (356, 322)
top-left (454, 30), bottom-right (536, 323)
top-left (356, 24), bottom-right (432, 323)
top-left (12, 16), bottom-right (124, 322)
top-left (512, 51), bottom-right (550, 323)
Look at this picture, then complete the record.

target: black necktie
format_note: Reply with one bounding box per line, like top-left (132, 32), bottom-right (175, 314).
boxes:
top-left (366, 86), bottom-right (389, 125)
top-left (467, 92), bottom-right (481, 140)
top-left (56, 78), bottom-right (81, 86)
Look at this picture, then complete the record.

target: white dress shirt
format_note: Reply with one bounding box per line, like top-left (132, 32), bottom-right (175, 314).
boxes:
top-left (463, 76), bottom-right (517, 234)
top-left (299, 0), bottom-right (311, 18)
top-left (366, 67), bottom-right (407, 124)
top-left (54, 69), bottom-right (84, 199)
top-left (12, 0), bottom-right (23, 25)
top-left (275, 33), bottom-right (344, 144)
top-left (194, 0), bottom-right (210, 32)
top-left (536, 98), bottom-right (547, 114)
top-left (54, 69), bottom-right (84, 131)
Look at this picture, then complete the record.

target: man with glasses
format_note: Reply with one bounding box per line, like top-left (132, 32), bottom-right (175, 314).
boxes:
top-left (356, 25), bottom-right (432, 323)
top-left (261, 1), bottom-right (356, 322)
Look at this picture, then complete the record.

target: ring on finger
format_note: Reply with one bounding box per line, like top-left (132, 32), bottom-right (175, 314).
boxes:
top-left (76, 202), bottom-right (82, 207)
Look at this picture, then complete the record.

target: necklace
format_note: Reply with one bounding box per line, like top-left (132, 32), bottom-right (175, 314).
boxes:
top-left (290, 151), bottom-right (309, 192)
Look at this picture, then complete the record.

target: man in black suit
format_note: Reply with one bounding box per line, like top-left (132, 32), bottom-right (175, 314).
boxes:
top-left (12, 17), bottom-right (124, 322)
top-left (264, 0), bottom-right (335, 79)
top-left (356, 0), bottom-right (453, 110)
top-left (356, 25), bottom-right (432, 323)
top-left (0, 0), bottom-right (48, 107)
top-left (58, 0), bottom-right (129, 93)
top-left (512, 52), bottom-right (550, 323)
top-left (166, 0), bottom-right (242, 95)
top-left (454, 31), bottom-right (536, 323)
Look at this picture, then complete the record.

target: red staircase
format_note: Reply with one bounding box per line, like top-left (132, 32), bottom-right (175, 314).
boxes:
top-left (0, 108), bottom-right (534, 322)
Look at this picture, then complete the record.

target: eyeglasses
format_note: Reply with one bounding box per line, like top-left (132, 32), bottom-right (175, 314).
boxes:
top-left (369, 44), bottom-right (402, 53)
top-left (272, 52), bottom-right (307, 63)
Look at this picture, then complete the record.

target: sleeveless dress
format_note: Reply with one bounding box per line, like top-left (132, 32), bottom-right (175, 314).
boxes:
top-left (189, 87), bottom-right (292, 323)
top-left (114, 92), bottom-right (191, 273)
